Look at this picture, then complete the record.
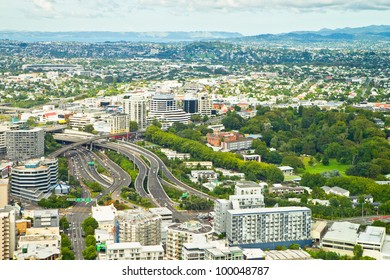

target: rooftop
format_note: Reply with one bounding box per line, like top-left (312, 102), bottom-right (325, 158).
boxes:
top-left (264, 249), bottom-right (311, 260)
top-left (323, 222), bottom-right (359, 244)
top-left (228, 206), bottom-right (310, 215)
top-left (357, 226), bottom-right (386, 245)
top-left (92, 204), bottom-right (117, 222)
top-left (149, 207), bottom-right (173, 216)
top-left (235, 180), bottom-right (262, 189)
top-left (168, 220), bottom-right (213, 234)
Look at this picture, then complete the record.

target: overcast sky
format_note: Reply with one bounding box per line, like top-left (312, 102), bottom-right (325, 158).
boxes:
top-left (1, 0), bottom-right (389, 35)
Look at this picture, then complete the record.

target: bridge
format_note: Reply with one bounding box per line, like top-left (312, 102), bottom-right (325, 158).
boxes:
top-left (50, 132), bottom-right (137, 157)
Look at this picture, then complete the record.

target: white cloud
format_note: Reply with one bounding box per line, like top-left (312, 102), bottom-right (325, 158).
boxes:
top-left (27, 0), bottom-right (390, 19)
top-left (33, 0), bottom-right (54, 13)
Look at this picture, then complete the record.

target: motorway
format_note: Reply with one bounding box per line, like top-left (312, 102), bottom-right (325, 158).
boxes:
top-left (64, 147), bottom-right (132, 259)
top-left (98, 143), bottom-right (150, 198)
top-left (54, 134), bottom-right (211, 221)
top-left (117, 141), bottom-right (216, 202)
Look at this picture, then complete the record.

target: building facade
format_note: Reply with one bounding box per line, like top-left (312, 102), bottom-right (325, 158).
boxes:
top-left (105, 242), bottom-right (164, 260)
top-left (148, 94), bottom-right (190, 125)
top-left (226, 207), bottom-right (312, 250)
top-left (123, 96), bottom-right (147, 130)
top-left (109, 113), bottom-right (130, 134)
top-left (166, 221), bottom-right (214, 260)
top-left (0, 207), bottom-right (16, 260)
top-left (117, 210), bottom-right (161, 246)
top-left (6, 128), bottom-right (44, 160)
top-left (10, 158), bottom-right (58, 202)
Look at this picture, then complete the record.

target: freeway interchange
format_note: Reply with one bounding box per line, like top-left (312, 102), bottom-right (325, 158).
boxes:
top-left (53, 134), bottom-right (215, 258)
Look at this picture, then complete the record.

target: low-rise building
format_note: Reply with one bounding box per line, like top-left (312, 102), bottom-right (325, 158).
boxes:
top-left (160, 148), bottom-right (190, 160)
top-left (92, 204), bottom-right (117, 233)
top-left (185, 161), bottom-right (213, 169)
top-left (321, 186), bottom-right (350, 197)
top-left (264, 249), bottom-right (311, 260)
top-left (357, 226), bottom-right (386, 252)
top-left (33, 209), bottom-right (59, 228)
top-left (105, 242), bottom-right (164, 260)
top-left (322, 222), bottom-right (359, 251)
top-left (278, 166), bottom-right (294, 176)
top-left (190, 170), bottom-right (219, 183)
top-left (18, 227), bottom-right (61, 256)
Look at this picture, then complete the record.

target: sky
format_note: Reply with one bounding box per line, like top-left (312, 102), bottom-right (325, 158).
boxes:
top-left (0, 0), bottom-right (389, 35)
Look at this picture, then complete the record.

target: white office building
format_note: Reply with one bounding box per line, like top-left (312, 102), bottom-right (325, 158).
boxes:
top-left (226, 207), bottom-right (312, 250)
top-left (123, 95), bottom-right (148, 130)
top-left (148, 94), bottom-right (190, 125)
top-left (11, 158), bottom-right (58, 202)
top-left (6, 128), bottom-right (44, 161)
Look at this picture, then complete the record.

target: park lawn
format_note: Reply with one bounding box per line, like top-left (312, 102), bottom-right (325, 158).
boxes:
top-left (301, 157), bottom-right (351, 175)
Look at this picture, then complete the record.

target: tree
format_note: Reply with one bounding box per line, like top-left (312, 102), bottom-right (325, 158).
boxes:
top-left (59, 216), bottom-right (70, 231)
top-left (129, 121), bottom-right (138, 132)
top-left (151, 119), bottom-right (162, 128)
top-left (81, 217), bottom-right (98, 235)
top-left (288, 243), bottom-right (300, 250)
top-left (83, 124), bottom-right (97, 134)
top-left (322, 154), bottom-right (330, 166)
top-left (61, 234), bottom-right (72, 249)
top-left (282, 155), bottom-right (305, 172)
top-left (83, 245), bottom-right (97, 260)
top-left (61, 247), bottom-right (75, 260)
top-left (353, 244), bottom-right (363, 260)
top-left (85, 235), bottom-right (96, 248)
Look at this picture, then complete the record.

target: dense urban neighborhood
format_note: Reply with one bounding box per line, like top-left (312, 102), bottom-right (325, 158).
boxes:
top-left (1, 25), bottom-right (390, 262)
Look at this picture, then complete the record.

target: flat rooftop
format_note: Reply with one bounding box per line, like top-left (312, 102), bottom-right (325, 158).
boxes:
top-left (228, 206), bottom-right (310, 215)
top-left (323, 222), bottom-right (359, 244)
top-left (265, 250), bottom-right (311, 260)
top-left (357, 226), bottom-right (386, 245)
top-left (149, 207), bottom-right (173, 216)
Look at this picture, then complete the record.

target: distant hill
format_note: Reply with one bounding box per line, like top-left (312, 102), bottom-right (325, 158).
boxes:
top-left (0, 25), bottom-right (389, 43)
top-left (240, 25), bottom-right (390, 43)
top-left (0, 31), bottom-right (243, 43)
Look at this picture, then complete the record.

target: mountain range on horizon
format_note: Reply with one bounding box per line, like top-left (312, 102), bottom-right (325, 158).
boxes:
top-left (0, 25), bottom-right (389, 43)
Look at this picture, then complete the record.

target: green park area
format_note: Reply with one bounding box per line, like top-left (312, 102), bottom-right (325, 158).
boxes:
top-left (302, 157), bottom-right (351, 175)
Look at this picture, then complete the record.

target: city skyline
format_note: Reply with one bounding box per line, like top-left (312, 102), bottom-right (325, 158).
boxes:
top-left (0, 0), bottom-right (389, 35)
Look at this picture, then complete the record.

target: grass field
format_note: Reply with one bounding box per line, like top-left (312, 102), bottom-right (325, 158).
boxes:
top-left (301, 157), bottom-right (351, 175)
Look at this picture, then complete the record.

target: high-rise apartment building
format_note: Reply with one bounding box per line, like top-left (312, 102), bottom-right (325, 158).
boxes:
top-left (116, 210), bottom-right (161, 246)
top-left (197, 92), bottom-right (212, 116)
top-left (6, 128), bottom-right (44, 161)
top-left (226, 207), bottom-right (312, 250)
top-left (0, 207), bottom-right (16, 260)
top-left (108, 113), bottom-right (130, 134)
top-left (166, 221), bottom-right (214, 260)
top-left (123, 95), bottom-right (148, 130)
top-left (0, 128), bottom-right (6, 157)
top-left (214, 181), bottom-right (264, 234)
